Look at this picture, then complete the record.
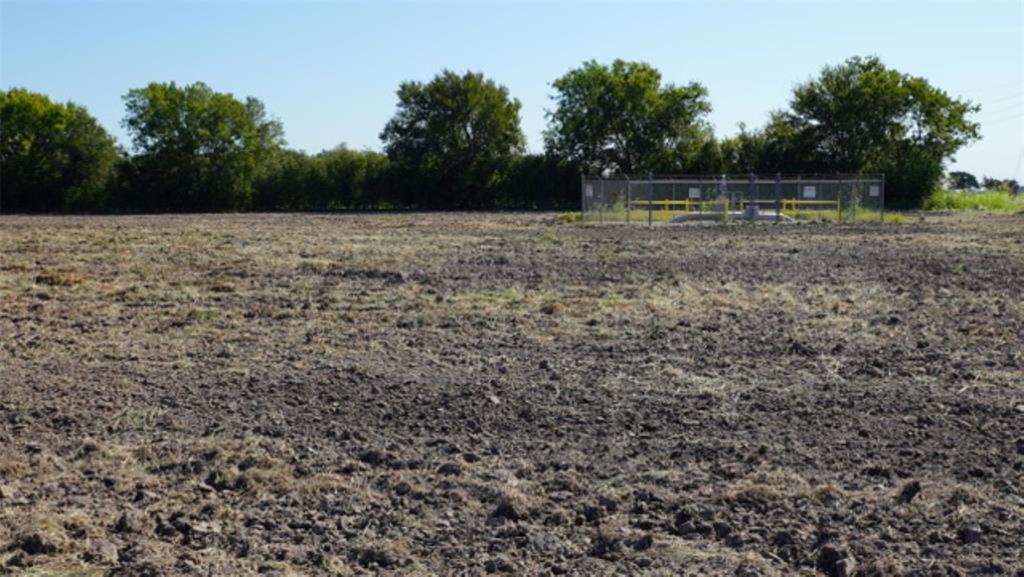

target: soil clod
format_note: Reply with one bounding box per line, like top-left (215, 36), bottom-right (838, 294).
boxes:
top-left (959, 525), bottom-right (982, 544)
top-left (897, 480), bottom-right (922, 504)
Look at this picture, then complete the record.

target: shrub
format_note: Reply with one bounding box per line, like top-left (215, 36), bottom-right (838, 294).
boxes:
top-left (924, 190), bottom-right (1024, 212)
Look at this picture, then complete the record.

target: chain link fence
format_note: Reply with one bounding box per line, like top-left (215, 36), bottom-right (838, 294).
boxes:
top-left (581, 174), bottom-right (886, 224)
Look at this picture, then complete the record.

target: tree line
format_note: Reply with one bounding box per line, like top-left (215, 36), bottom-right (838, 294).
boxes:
top-left (1, 56), bottom-right (983, 213)
top-left (946, 171), bottom-right (1019, 193)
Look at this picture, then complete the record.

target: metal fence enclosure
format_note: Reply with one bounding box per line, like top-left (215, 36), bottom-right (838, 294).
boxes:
top-left (581, 174), bottom-right (886, 224)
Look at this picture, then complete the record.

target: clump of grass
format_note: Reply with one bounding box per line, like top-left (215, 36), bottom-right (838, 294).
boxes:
top-left (851, 208), bottom-right (905, 224)
top-left (208, 280), bottom-right (235, 293)
top-left (557, 212), bottom-right (582, 223)
top-left (786, 211), bottom-right (828, 223)
top-left (350, 538), bottom-right (414, 570)
top-left (186, 307), bottom-right (219, 323)
top-left (536, 232), bottom-right (562, 244)
top-left (583, 207), bottom-right (680, 223)
top-left (924, 190), bottom-right (1024, 212)
top-left (170, 307), bottom-right (221, 327)
top-left (192, 435), bottom-right (362, 495)
top-left (458, 288), bottom-right (524, 307)
top-left (34, 271), bottom-right (83, 287)
top-left (538, 301), bottom-right (563, 315)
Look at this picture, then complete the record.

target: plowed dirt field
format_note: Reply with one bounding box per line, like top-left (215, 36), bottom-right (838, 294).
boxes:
top-left (1, 212), bottom-right (1022, 576)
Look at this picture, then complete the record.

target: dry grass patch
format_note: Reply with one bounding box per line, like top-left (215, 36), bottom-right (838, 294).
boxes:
top-left (34, 270), bottom-right (84, 287)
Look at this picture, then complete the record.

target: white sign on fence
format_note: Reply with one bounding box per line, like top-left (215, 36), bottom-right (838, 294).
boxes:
top-left (869, 185), bottom-right (880, 197)
top-left (585, 185), bottom-right (593, 198)
top-left (802, 186), bottom-right (817, 199)
top-left (688, 187), bottom-right (701, 199)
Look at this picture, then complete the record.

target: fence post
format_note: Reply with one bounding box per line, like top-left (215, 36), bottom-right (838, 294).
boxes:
top-left (599, 177), bottom-right (604, 223)
top-left (648, 173), bottom-right (653, 228)
top-left (698, 176), bottom-right (703, 214)
top-left (837, 178), bottom-right (843, 223)
top-left (748, 172), bottom-right (756, 214)
top-left (775, 172), bottom-right (781, 223)
top-left (880, 174), bottom-right (886, 223)
top-left (725, 174), bottom-right (731, 215)
top-left (580, 174), bottom-right (585, 221)
top-left (796, 175), bottom-right (802, 219)
top-left (626, 176), bottom-right (631, 224)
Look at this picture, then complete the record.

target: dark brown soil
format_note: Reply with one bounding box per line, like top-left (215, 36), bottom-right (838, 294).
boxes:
top-left (1, 212), bottom-right (1022, 576)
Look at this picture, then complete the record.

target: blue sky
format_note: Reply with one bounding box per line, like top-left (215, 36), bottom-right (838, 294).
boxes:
top-left (2, 0), bottom-right (1021, 179)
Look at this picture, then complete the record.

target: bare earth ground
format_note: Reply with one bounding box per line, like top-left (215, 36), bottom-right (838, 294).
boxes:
top-left (0, 212), bottom-right (1022, 577)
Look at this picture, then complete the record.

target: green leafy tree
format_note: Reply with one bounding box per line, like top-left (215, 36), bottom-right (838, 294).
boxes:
top-left (120, 81), bottom-right (284, 211)
top-left (251, 149), bottom-right (323, 210)
top-left (947, 171), bottom-right (979, 190)
top-left (318, 146), bottom-right (391, 209)
top-left (771, 56), bottom-right (980, 207)
top-left (680, 137), bottom-right (724, 175)
top-left (545, 60), bottom-right (712, 174)
top-left (498, 154), bottom-right (580, 209)
top-left (1, 88), bottom-right (119, 212)
top-left (981, 176), bottom-right (1002, 190)
top-left (380, 70), bottom-right (525, 209)
top-left (980, 177), bottom-right (1019, 193)
top-left (253, 146), bottom-right (393, 211)
top-left (720, 124), bottom-right (771, 174)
